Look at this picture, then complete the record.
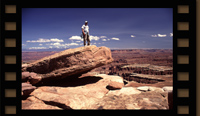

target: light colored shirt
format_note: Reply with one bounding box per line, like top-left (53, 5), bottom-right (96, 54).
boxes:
top-left (81, 24), bottom-right (89, 33)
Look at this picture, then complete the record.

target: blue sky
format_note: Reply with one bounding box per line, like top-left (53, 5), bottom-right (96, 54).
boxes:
top-left (22, 8), bottom-right (173, 51)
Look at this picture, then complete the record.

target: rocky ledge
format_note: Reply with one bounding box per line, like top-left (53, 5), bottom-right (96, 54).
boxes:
top-left (22, 45), bottom-right (113, 84)
top-left (22, 45), bottom-right (173, 110)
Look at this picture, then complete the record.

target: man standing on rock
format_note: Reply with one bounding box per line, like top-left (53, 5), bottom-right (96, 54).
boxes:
top-left (81, 21), bottom-right (90, 46)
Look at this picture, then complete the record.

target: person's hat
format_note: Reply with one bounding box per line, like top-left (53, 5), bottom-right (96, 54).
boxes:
top-left (85, 21), bottom-right (88, 23)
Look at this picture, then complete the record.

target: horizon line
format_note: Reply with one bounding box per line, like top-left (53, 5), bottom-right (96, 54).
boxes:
top-left (22, 47), bottom-right (173, 52)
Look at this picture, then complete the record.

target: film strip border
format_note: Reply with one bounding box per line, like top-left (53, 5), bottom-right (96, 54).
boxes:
top-left (1, 0), bottom-right (21, 115)
top-left (0, 0), bottom-right (196, 115)
top-left (174, 0), bottom-right (196, 115)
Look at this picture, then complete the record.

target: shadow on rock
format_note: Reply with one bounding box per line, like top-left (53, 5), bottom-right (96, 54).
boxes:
top-left (35, 76), bottom-right (103, 87)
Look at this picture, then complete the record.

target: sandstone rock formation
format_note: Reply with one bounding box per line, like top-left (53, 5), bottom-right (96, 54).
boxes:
top-left (22, 74), bottom-right (123, 109)
top-left (95, 74), bottom-right (124, 90)
top-left (21, 46), bottom-right (172, 110)
top-left (22, 72), bottom-right (42, 85)
top-left (22, 96), bottom-right (62, 109)
top-left (94, 87), bottom-right (169, 110)
top-left (22, 83), bottom-right (36, 99)
top-left (22, 45), bottom-right (113, 83)
top-left (163, 86), bottom-right (173, 109)
top-left (22, 74), bottom-right (169, 110)
top-left (109, 63), bottom-right (173, 76)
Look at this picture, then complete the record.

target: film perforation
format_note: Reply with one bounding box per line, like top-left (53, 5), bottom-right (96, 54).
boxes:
top-left (5, 89), bottom-right (16, 98)
top-left (177, 72), bottom-right (189, 81)
top-left (5, 5), bottom-right (16, 14)
top-left (178, 5), bottom-right (189, 13)
top-left (177, 105), bottom-right (189, 114)
top-left (177, 89), bottom-right (189, 97)
top-left (177, 38), bottom-right (189, 47)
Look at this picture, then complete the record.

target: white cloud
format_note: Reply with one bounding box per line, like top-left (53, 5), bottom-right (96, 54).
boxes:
top-left (131, 35), bottom-right (135, 38)
top-left (151, 34), bottom-right (157, 37)
top-left (22, 44), bottom-right (26, 46)
top-left (27, 38), bottom-right (64, 43)
top-left (69, 35), bottom-right (100, 41)
top-left (69, 36), bottom-right (82, 41)
top-left (90, 35), bottom-right (100, 41)
top-left (100, 36), bottom-right (107, 39)
top-left (170, 33), bottom-right (173, 37)
top-left (65, 43), bottom-right (79, 46)
top-left (47, 42), bottom-right (80, 48)
top-left (39, 44), bottom-right (43, 46)
top-left (157, 34), bottom-right (167, 37)
top-left (50, 38), bottom-right (64, 42)
top-left (102, 39), bottom-right (107, 41)
top-left (52, 42), bottom-right (61, 46)
top-left (29, 47), bottom-right (48, 49)
top-left (111, 37), bottom-right (120, 40)
top-left (107, 39), bottom-right (110, 41)
top-left (151, 34), bottom-right (167, 37)
top-left (76, 41), bottom-right (81, 43)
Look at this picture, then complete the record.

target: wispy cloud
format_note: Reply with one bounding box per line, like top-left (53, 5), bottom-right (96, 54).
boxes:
top-left (100, 36), bottom-right (107, 39)
top-left (50, 38), bottom-right (64, 42)
top-left (65, 43), bottom-right (79, 46)
top-left (111, 37), bottom-right (120, 40)
top-left (69, 35), bottom-right (101, 41)
top-left (131, 35), bottom-right (135, 38)
top-left (29, 47), bottom-right (48, 49)
top-left (69, 35), bottom-right (120, 42)
top-left (102, 39), bottom-right (107, 41)
top-left (170, 33), bottom-right (173, 37)
top-left (45, 42), bottom-right (80, 49)
top-left (151, 33), bottom-right (169, 38)
top-left (151, 35), bottom-right (157, 37)
top-left (90, 35), bottom-right (100, 41)
top-left (69, 36), bottom-right (82, 41)
top-left (157, 34), bottom-right (167, 37)
top-left (27, 38), bottom-right (64, 43)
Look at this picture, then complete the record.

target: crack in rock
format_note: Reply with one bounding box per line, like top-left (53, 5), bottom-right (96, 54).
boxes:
top-left (33, 96), bottom-right (72, 110)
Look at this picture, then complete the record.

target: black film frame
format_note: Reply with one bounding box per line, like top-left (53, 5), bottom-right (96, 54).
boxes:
top-left (0, 0), bottom-right (196, 115)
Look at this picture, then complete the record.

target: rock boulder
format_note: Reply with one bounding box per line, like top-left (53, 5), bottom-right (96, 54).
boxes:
top-left (22, 72), bottom-right (42, 85)
top-left (22, 45), bottom-right (113, 83)
top-left (22, 83), bottom-right (36, 99)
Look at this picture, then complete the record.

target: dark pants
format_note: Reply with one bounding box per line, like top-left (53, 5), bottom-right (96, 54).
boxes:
top-left (83, 32), bottom-right (90, 46)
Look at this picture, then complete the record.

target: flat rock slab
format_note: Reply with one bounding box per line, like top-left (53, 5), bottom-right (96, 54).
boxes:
top-left (95, 87), bottom-right (168, 110)
top-left (22, 45), bottom-right (113, 83)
